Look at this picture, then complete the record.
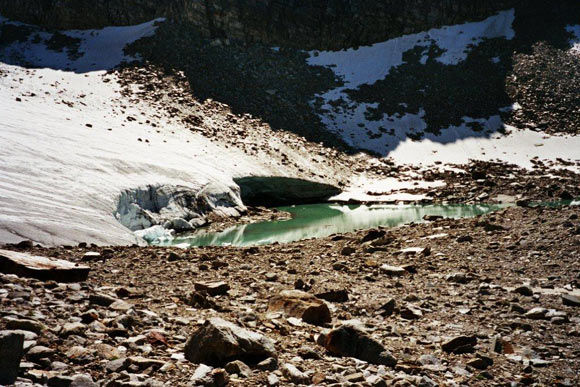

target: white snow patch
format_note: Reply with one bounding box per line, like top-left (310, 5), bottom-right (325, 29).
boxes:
top-left (307, 10), bottom-right (515, 153)
top-left (0, 19), bottom-right (325, 246)
top-left (566, 25), bottom-right (580, 54)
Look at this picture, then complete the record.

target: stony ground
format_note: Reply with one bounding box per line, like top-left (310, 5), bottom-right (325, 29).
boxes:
top-left (2, 205), bottom-right (579, 386)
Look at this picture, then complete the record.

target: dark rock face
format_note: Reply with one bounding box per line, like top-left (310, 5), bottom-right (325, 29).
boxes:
top-left (234, 176), bottom-right (341, 207)
top-left (184, 318), bottom-right (276, 366)
top-left (0, 0), bottom-right (517, 49)
top-left (0, 331), bottom-right (25, 385)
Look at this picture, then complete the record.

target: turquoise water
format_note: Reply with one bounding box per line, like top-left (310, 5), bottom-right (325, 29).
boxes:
top-left (154, 202), bottom-right (514, 247)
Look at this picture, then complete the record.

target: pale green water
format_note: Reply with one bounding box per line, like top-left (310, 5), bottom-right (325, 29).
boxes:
top-left (154, 202), bottom-right (514, 248)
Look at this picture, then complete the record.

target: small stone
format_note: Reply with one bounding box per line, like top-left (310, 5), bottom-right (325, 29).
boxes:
top-left (446, 273), bottom-right (471, 284)
top-left (256, 357), bottom-right (278, 371)
top-left (514, 285), bottom-right (534, 297)
top-left (321, 325), bottom-right (397, 366)
top-left (282, 363), bottom-right (310, 385)
top-left (525, 307), bottom-right (548, 320)
top-left (341, 246), bottom-right (356, 256)
top-left (109, 300), bottom-right (133, 311)
top-left (345, 372), bottom-right (365, 383)
top-left (81, 309), bottom-right (99, 324)
top-left (61, 322), bottom-right (86, 337)
top-left (562, 294), bottom-right (580, 307)
top-left (315, 288), bottom-right (349, 303)
top-left (442, 336), bottom-right (477, 354)
top-left (225, 360), bottom-right (253, 378)
top-left (268, 290), bottom-right (331, 326)
top-left (27, 345), bottom-right (55, 361)
top-left (297, 346), bottom-right (321, 360)
top-left (167, 251), bottom-right (182, 262)
top-left (377, 298), bottom-right (396, 317)
top-left (456, 235), bottom-right (473, 243)
top-left (81, 252), bottom-right (101, 262)
top-left (267, 373), bottom-right (280, 386)
top-left (380, 265), bottom-right (406, 276)
top-left (467, 355), bottom-right (493, 370)
top-left (5, 318), bottom-right (45, 334)
top-left (69, 374), bottom-right (97, 387)
top-left (265, 272), bottom-right (278, 282)
top-left (106, 357), bottom-right (130, 373)
top-left (400, 305), bottom-right (422, 320)
top-left (89, 293), bottom-right (118, 307)
top-left (194, 281), bottom-right (230, 296)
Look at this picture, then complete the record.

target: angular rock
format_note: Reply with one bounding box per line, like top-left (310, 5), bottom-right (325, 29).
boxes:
top-left (128, 356), bottom-right (166, 370)
top-left (268, 290), bottom-right (331, 326)
top-left (315, 288), bottom-right (349, 303)
top-left (190, 364), bottom-right (229, 387)
top-left (562, 294), bottom-right (580, 307)
top-left (467, 354), bottom-right (493, 370)
top-left (525, 307), bottom-right (548, 320)
top-left (256, 357), bottom-right (278, 371)
top-left (400, 305), bottom-right (423, 320)
top-left (442, 335), bottom-right (477, 354)
top-left (446, 273), bottom-right (471, 284)
top-left (61, 322), bottom-right (86, 337)
top-left (5, 317), bottom-right (46, 334)
top-left (89, 293), bottom-right (118, 307)
top-left (380, 265), bottom-right (406, 276)
top-left (184, 318), bottom-right (276, 366)
top-left (320, 325), bottom-right (397, 366)
top-left (514, 285), bottom-right (534, 297)
top-left (106, 357), bottom-right (130, 373)
top-left (225, 360), bottom-right (253, 378)
top-left (0, 249), bottom-right (90, 282)
top-left (27, 345), bottom-right (55, 361)
top-left (341, 246), bottom-right (356, 256)
top-left (69, 374), bottom-right (97, 387)
top-left (194, 281), bottom-right (230, 296)
top-left (376, 298), bottom-right (396, 317)
top-left (282, 363), bottom-right (310, 385)
top-left (0, 331), bottom-right (25, 385)
top-left (267, 373), bottom-right (280, 386)
top-left (361, 229), bottom-right (386, 243)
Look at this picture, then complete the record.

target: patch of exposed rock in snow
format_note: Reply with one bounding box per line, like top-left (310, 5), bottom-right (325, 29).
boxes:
top-left (386, 123), bottom-right (580, 171)
top-left (307, 11), bottom-right (580, 171)
top-left (0, 16), bottom-right (163, 72)
top-left (307, 10), bottom-right (515, 153)
top-left (567, 25), bottom-right (580, 54)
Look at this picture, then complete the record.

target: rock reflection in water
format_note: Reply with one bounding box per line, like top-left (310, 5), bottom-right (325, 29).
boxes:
top-left (155, 203), bottom-right (510, 247)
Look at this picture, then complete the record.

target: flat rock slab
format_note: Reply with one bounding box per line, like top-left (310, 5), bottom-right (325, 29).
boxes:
top-left (0, 249), bottom-right (90, 282)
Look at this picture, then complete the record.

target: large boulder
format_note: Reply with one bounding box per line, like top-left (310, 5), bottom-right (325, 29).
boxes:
top-left (184, 318), bottom-right (276, 366)
top-left (268, 290), bottom-right (331, 326)
top-left (0, 331), bottom-right (25, 385)
top-left (319, 325), bottom-right (397, 366)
